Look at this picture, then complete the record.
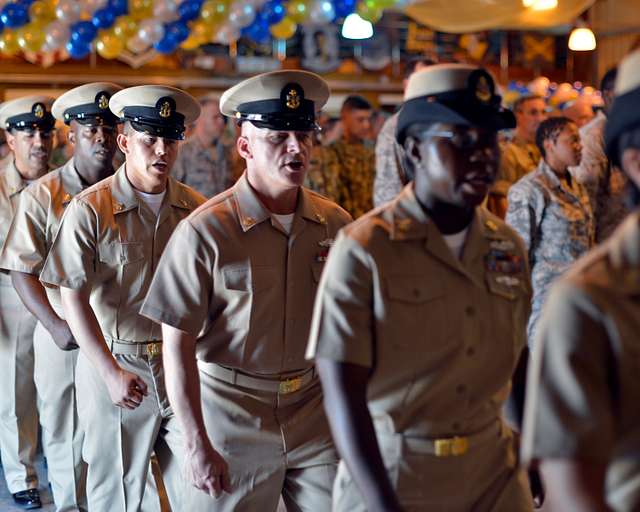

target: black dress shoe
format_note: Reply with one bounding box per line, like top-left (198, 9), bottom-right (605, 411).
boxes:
top-left (12, 489), bottom-right (42, 509)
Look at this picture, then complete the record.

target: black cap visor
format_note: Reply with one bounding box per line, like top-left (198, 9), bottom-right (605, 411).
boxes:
top-left (605, 87), bottom-right (640, 167)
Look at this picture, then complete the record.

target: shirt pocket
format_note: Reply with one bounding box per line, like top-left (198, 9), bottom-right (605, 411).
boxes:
top-left (98, 241), bottom-right (145, 266)
top-left (222, 265), bottom-right (276, 293)
top-left (485, 273), bottom-right (527, 353)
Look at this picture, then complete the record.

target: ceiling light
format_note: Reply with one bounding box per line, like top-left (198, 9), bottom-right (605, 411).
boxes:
top-left (342, 13), bottom-right (373, 40)
top-left (522, 0), bottom-right (558, 10)
top-left (568, 27), bottom-right (596, 51)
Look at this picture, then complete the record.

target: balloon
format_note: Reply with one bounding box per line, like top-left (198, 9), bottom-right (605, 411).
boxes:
top-left (92, 7), bottom-right (116, 28)
top-left (309, 0), bottom-right (335, 23)
top-left (137, 18), bottom-right (164, 44)
top-left (112, 14), bottom-right (137, 37)
top-left (215, 23), bottom-right (239, 44)
top-left (29, 0), bottom-right (56, 21)
top-left (153, 34), bottom-right (178, 53)
top-left (71, 20), bottom-right (98, 44)
top-left (333, 0), bottom-right (355, 18)
top-left (56, 0), bottom-right (81, 23)
top-left (164, 20), bottom-right (189, 43)
top-left (356, 0), bottom-right (381, 23)
top-left (528, 76), bottom-right (550, 97)
top-left (200, 0), bottom-right (227, 24)
top-left (85, 0), bottom-right (108, 10)
top-left (66, 38), bottom-right (92, 59)
top-left (109, 0), bottom-right (129, 16)
top-left (126, 35), bottom-right (150, 53)
top-left (153, 0), bottom-right (178, 21)
top-left (0, 3), bottom-right (29, 28)
top-left (178, 0), bottom-right (202, 21)
top-left (0, 30), bottom-right (21, 55)
top-left (129, 0), bottom-right (153, 20)
top-left (184, 18), bottom-right (213, 45)
top-left (286, 0), bottom-right (309, 23)
top-left (44, 20), bottom-right (70, 49)
top-left (96, 29), bottom-right (124, 58)
top-left (17, 21), bottom-right (46, 51)
top-left (269, 16), bottom-right (295, 39)
top-left (228, 2), bottom-right (255, 27)
top-left (242, 19), bottom-right (269, 43)
top-left (259, 0), bottom-right (284, 24)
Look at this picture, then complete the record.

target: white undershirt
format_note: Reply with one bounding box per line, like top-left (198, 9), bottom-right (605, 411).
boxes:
top-left (272, 213), bottom-right (295, 234)
top-left (442, 227), bottom-right (469, 260)
top-left (135, 189), bottom-right (166, 217)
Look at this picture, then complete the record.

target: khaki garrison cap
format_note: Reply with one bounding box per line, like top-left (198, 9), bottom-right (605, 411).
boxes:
top-left (109, 85), bottom-right (201, 140)
top-left (396, 63), bottom-right (515, 144)
top-left (52, 82), bottom-right (123, 126)
top-left (605, 49), bottom-right (640, 165)
top-left (0, 95), bottom-right (55, 132)
top-left (220, 70), bottom-right (330, 131)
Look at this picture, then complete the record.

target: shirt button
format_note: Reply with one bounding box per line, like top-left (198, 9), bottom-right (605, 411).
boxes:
top-left (456, 384), bottom-right (466, 394)
top-left (466, 347), bottom-right (475, 357)
top-left (465, 306), bottom-right (475, 316)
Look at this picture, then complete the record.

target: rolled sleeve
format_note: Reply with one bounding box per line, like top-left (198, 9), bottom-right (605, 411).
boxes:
top-left (522, 280), bottom-right (615, 464)
top-left (140, 218), bottom-right (213, 336)
top-left (40, 198), bottom-right (97, 289)
top-left (306, 231), bottom-right (374, 368)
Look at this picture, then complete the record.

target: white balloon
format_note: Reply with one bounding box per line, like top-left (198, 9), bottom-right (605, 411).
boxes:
top-left (138, 19), bottom-right (165, 44)
top-left (228, 3), bottom-right (256, 28)
top-left (310, 0), bottom-right (335, 23)
top-left (153, 0), bottom-right (179, 21)
top-left (84, 0), bottom-right (108, 11)
top-left (127, 35), bottom-right (152, 54)
top-left (215, 24), bottom-right (240, 44)
top-left (45, 20), bottom-right (71, 50)
top-left (56, 0), bottom-right (82, 23)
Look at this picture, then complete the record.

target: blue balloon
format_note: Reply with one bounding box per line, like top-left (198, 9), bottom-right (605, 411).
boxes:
top-left (178, 0), bottom-right (203, 22)
top-left (260, 1), bottom-right (285, 25)
top-left (92, 8), bottom-right (116, 29)
top-left (66, 39), bottom-right (92, 59)
top-left (0, 3), bottom-right (29, 29)
top-left (153, 36), bottom-right (179, 54)
top-left (164, 20), bottom-right (190, 44)
top-left (16, 0), bottom-right (36, 6)
top-left (71, 21), bottom-right (98, 44)
top-left (108, 0), bottom-right (128, 16)
top-left (334, 0), bottom-right (355, 18)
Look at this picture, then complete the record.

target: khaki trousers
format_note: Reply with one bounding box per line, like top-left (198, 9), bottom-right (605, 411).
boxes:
top-left (183, 371), bottom-right (338, 512)
top-left (332, 420), bottom-right (533, 512)
top-left (33, 320), bottom-right (87, 511)
top-left (0, 280), bottom-right (38, 493)
top-left (75, 351), bottom-right (185, 512)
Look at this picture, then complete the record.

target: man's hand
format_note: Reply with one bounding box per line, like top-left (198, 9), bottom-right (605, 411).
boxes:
top-left (185, 440), bottom-right (232, 498)
top-left (48, 318), bottom-right (78, 351)
top-left (104, 368), bottom-right (148, 409)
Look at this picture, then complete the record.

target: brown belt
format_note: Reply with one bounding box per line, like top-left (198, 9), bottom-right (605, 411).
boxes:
top-left (108, 339), bottom-right (162, 358)
top-left (197, 361), bottom-right (315, 394)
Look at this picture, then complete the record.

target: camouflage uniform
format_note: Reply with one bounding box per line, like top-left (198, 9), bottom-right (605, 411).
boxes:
top-left (373, 113), bottom-right (404, 207)
top-left (324, 139), bottom-right (375, 218)
top-left (492, 136), bottom-right (541, 198)
top-left (172, 137), bottom-right (235, 198)
top-left (506, 160), bottom-right (595, 345)
top-left (572, 111), bottom-right (630, 242)
top-left (305, 145), bottom-right (340, 203)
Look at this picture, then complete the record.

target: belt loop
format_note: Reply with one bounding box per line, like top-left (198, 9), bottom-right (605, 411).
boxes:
top-left (136, 344), bottom-right (143, 358)
top-left (231, 368), bottom-right (238, 385)
top-left (311, 364), bottom-right (316, 380)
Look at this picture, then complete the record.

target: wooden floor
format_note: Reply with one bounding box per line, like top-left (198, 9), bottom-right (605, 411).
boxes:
top-left (0, 455), bottom-right (55, 511)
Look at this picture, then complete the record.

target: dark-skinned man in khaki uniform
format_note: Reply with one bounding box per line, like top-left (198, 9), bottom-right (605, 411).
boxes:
top-left (140, 70), bottom-right (352, 511)
top-left (307, 64), bottom-right (538, 511)
top-left (0, 95), bottom-right (55, 510)
top-left (39, 86), bottom-right (205, 512)
top-left (522, 48), bottom-right (640, 512)
top-left (0, 83), bottom-right (123, 512)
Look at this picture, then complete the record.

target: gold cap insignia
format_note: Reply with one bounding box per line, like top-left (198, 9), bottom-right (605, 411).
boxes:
top-left (286, 89), bottom-right (300, 110)
top-left (34, 104), bottom-right (44, 118)
top-left (475, 76), bottom-right (492, 104)
top-left (159, 101), bottom-right (172, 118)
top-left (98, 94), bottom-right (109, 110)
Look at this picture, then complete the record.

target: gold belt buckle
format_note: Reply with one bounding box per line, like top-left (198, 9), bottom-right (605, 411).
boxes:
top-left (146, 342), bottom-right (162, 358)
top-left (434, 436), bottom-right (468, 457)
top-left (278, 376), bottom-right (303, 394)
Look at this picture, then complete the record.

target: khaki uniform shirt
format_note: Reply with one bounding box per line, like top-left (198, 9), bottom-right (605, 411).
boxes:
top-left (0, 158), bottom-right (84, 308)
top-left (307, 185), bottom-right (532, 437)
top-left (522, 211), bottom-right (640, 512)
top-left (493, 136), bottom-right (541, 197)
top-left (39, 165), bottom-right (205, 343)
top-left (0, 159), bottom-right (30, 285)
top-left (141, 172), bottom-right (352, 376)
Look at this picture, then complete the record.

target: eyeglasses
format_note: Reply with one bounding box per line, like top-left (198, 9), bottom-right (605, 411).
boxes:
top-left (425, 129), bottom-right (486, 151)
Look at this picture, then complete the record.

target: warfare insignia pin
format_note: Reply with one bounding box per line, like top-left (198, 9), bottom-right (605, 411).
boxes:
top-left (159, 101), bottom-right (172, 118)
top-left (98, 93), bottom-right (109, 110)
top-left (318, 238), bottom-right (334, 248)
top-left (489, 240), bottom-right (515, 251)
top-left (286, 89), bottom-right (300, 110)
top-left (34, 104), bottom-right (44, 118)
top-left (495, 275), bottom-right (520, 287)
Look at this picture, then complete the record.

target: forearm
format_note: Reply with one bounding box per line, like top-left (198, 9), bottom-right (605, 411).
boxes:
top-left (60, 286), bottom-right (118, 379)
top-left (162, 324), bottom-right (210, 449)
top-left (11, 271), bottom-right (62, 330)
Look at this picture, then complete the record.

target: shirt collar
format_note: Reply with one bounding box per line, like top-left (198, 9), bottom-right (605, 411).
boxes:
top-left (4, 158), bottom-right (28, 197)
top-left (609, 211), bottom-right (640, 276)
top-left (59, 158), bottom-right (84, 203)
top-left (389, 184), bottom-right (430, 241)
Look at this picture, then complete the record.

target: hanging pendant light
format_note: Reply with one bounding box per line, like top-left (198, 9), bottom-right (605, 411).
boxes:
top-left (342, 13), bottom-right (373, 40)
top-left (522, 0), bottom-right (558, 10)
top-left (568, 26), bottom-right (596, 51)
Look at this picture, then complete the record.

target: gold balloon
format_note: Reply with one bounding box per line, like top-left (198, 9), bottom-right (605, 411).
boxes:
top-left (356, 0), bottom-right (382, 23)
top-left (269, 17), bottom-right (297, 40)
top-left (192, 19), bottom-right (215, 41)
top-left (96, 30), bottom-right (125, 59)
top-left (113, 15), bottom-right (138, 38)
top-left (128, 0), bottom-right (153, 20)
top-left (29, 0), bottom-right (56, 21)
top-left (286, 0), bottom-right (309, 23)
top-left (0, 31), bottom-right (21, 56)
top-left (17, 22), bottom-right (47, 52)
top-left (201, 0), bottom-right (228, 25)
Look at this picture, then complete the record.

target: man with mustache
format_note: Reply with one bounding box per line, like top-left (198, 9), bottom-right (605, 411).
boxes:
top-left (39, 86), bottom-right (205, 511)
top-left (0, 95), bottom-right (55, 510)
top-left (0, 83), bottom-right (123, 511)
top-left (307, 64), bottom-right (536, 511)
top-left (140, 70), bottom-right (352, 511)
